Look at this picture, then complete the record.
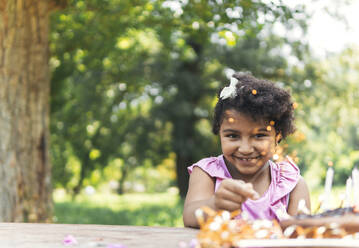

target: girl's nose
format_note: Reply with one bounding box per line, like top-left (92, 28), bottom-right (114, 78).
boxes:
top-left (237, 140), bottom-right (254, 154)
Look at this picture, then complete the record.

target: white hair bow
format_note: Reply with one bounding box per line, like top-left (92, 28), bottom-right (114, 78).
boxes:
top-left (220, 77), bottom-right (239, 100)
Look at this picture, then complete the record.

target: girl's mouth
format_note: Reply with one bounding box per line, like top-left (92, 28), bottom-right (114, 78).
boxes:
top-left (235, 155), bottom-right (261, 161)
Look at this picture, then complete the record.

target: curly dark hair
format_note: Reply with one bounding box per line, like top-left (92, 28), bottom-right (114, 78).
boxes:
top-left (212, 73), bottom-right (295, 141)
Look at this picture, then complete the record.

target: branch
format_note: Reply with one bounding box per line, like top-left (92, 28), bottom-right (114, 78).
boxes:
top-left (49, 0), bottom-right (67, 12)
top-left (0, 0), bottom-right (6, 13)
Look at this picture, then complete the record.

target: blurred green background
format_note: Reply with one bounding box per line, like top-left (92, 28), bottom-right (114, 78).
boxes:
top-left (49, 0), bottom-right (359, 226)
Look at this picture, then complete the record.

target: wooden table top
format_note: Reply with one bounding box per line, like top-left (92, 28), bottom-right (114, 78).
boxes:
top-left (3, 223), bottom-right (359, 248)
top-left (0, 223), bottom-right (198, 248)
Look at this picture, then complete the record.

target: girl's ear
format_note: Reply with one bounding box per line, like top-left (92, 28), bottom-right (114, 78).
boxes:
top-left (275, 133), bottom-right (282, 145)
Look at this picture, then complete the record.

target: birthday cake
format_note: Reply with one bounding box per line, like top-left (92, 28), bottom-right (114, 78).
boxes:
top-left (195, 207), bottom-right (284, 248)
top-left (194, 206), bottom-right (359, 248)
top-left (194, 167), bottom-right (359, 247)
top-left (279, 206), bottom-right (359, 237)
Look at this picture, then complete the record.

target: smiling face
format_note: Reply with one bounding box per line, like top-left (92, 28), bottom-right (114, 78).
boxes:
top-left (219, 109), bottom-right (278, 180)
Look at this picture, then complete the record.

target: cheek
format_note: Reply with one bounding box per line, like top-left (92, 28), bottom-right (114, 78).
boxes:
top-left (220, 139), bottom-right (236, 153)
top-left (256, 140), bottom-right (276, 154)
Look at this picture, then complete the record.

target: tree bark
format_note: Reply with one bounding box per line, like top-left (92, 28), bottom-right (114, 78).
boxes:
top-left (174, 118), bottom-right (196, 199)
top-left (0, 0), bottom-right (57, 222)
top-left (117, 164), bottom-right (129, 195)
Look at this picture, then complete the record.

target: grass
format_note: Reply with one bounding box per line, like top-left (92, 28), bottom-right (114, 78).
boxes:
top-left (53, 187), bottom-right (347, 227)
top-left (53, 190), bottom-right (184, 227)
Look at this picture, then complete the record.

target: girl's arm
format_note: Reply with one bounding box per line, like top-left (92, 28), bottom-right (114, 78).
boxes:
top-left (287, 176), bottom-right (311, 216)
top-left (183, 167), bottom-right (259, 228)
top-left (183, 167), bottom-right (217, 228)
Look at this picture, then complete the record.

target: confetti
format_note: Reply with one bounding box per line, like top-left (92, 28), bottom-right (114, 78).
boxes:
top-left (272, 154), bottom-right (279, 160)
top-left (228, 117), bottom-right (235, 123)
top-left (63, 235), bottom-right (77, 246)
top-left (266, 126), bottom-right (272, 131)
top-left (252, 89), bottom-right (257, 95)
top-left (189, 239), bottom-right (198, 248)
top-left (269, 120), bottom-right (275, 126)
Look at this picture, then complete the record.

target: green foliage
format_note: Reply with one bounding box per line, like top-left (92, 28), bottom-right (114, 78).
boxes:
top-left (54, 191), bottom-right (183, 226)
top-left (50, 0), bottom-right (314, 197)
top-left (286, 47), bottom-right (359, 189)
top-left (50, 0), bottom-right (173, 193)
top-left (136, 0), bottom-right (309, 196)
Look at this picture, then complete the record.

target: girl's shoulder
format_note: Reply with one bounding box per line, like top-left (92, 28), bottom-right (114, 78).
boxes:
top-left (270, 157), bottom-right (300, 201)
top-left (187, 155), bottom-right (231, 179)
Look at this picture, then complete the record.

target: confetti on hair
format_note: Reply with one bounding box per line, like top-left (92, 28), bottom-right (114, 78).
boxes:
top-left (270, 120), bottom-right (275, 126)
top-left (266, 126), bottom-right (272, 131)
top-left (252, 89), bottom-right (257, 95)
top-left (292, 102), bottom-right (298, 109)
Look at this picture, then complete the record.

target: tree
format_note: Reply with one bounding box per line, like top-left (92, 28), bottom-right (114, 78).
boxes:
top-left (287, 46), bottom-right (359, 188)
top-left (49, 0), bottom-right (172, 194)
top-left (50, 0), bottom-right (309, 198)
top-left (0, 0), bottom-right (66, 222)
top-left (146, 1), bottom-right (308, 197)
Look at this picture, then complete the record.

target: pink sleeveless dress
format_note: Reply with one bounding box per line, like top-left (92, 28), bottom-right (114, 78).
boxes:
top-left (187, 155), bottom-right (300, 221)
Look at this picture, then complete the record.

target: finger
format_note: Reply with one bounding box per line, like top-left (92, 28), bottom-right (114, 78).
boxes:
top-left (227, 180), bottom-right (260, 200)
top-left (216, 187), bottom-right (245, 205)
top-left (214, 198), bottom-right (242, 212)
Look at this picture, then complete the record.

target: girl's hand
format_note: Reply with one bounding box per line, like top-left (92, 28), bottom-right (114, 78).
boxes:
top-left (213, 179), bottom-right (260, 211)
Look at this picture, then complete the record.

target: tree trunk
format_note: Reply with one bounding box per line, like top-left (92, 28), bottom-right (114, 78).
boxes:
top-left (176, 152), bottom-right (191, 199)
top-left (117, 163), bottom-right (129, 195)
top-left (72, 151), bottom-right (90, 197)
top-left (173, 39), bottom-right (203, 199)
top-left (173, 118), bottom-right (196, 199)
top-left (0, 0), bottom-right (59, 222)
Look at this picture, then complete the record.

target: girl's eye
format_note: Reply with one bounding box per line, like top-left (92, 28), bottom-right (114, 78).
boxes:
top-left (226, 134), bottom-right (238, 138)
top-left (255, 133), bottom-right (267, 138)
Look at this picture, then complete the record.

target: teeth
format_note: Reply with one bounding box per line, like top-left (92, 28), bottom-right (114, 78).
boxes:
top-left (239, 156), bottom-right (259, 161)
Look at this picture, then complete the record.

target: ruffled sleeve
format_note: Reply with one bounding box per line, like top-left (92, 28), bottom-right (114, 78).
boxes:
top-left (270, 157), bottom-right (300, 204)
top-left (269, 157), bottom-right (300, 221)
top-left (187, 155), bottom-right (231, 180)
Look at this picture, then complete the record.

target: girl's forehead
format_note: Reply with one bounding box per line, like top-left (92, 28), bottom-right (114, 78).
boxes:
top-left (222, 110), bottom-right (276, 133)
top-left (223, 109), bottom-right (267, 124)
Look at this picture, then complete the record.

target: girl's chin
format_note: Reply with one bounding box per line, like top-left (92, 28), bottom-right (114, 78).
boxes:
top-left (236, 168), bottom-right (259, 176)
top-left (232, 162), bottom-right (265, 176)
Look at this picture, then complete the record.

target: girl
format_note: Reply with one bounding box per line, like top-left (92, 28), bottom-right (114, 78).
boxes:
top-left (183, 73), bottom-right (310, 228)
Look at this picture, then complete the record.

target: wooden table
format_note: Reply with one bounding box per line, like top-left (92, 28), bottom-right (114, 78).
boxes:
top-left (0, 223), bottom-right (198, 248)
top-left (2, 223), bottom-right (359, 248)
